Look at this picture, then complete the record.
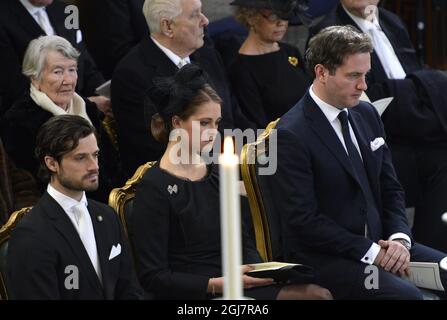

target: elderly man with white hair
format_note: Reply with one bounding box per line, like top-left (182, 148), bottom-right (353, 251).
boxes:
top-left (112, 0), bottom-right (251, 177)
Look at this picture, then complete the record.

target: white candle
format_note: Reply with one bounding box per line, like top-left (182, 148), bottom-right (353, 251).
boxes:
top-left (219, 137), bottom-right (243, 300)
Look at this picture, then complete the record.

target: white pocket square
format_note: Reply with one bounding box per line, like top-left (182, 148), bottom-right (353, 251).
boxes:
top-left (76, 30), bottom-right (83, 44)
top-left (370, 137), bottom-right (385, 152)
top-left (109, 243), bottom-right (121, 260)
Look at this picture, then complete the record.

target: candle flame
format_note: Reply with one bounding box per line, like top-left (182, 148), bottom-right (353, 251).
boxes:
top-left (223, 136), bottom-right (234, 155)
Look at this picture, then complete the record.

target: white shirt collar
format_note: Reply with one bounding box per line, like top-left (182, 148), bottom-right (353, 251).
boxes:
top-left (309, 85), bottom-right (347, 123)
top-left (19, 0), bottom-right (45, 16)
top-left (342, 4), bottom-right (381, 32)
top-left (47, 184), bottom-right (88, 212)
top-left (151, 36), bottom-right (191, 67)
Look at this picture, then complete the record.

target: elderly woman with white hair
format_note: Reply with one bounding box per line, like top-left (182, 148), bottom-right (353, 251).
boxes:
top-left (1, 35), bottom-right (117, 201)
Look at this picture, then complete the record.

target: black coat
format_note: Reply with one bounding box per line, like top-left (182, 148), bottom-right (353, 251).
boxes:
top-left (79, 0), bottom-right (148, 79)
top-left (7, 192), bottom-right (142, 299)
top-left (1, 93), bottom-right (100, 185)
top-left (0, 0), bottom-right (105, 114)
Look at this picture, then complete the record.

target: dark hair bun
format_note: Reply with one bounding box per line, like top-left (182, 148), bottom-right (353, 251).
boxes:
top-left (152, 63), bottom-right (210, 117)
top-left (171, 63), bottom-right (208, 94)
top-left (144, 64), bottom-right (212, 144)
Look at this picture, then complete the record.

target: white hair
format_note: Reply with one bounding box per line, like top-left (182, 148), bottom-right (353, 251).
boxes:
top-left (22, 35), bottom-right (79, 81)
top-left (142, 0), bottom-right (182, 34)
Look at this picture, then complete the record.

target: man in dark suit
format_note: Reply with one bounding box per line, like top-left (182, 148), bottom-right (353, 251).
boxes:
top-left (79, 0), bottom-right (148, 79)
top-left (269, 25), bottom-right (447, 299)
top-left (6, 115), bottom-right (142, 299)
top-left (112, 0), bottom-right (251, 177)
top-left (0, 0), bottom-right (111, 117)
top-left (309, 0), bottom-right (447, 253)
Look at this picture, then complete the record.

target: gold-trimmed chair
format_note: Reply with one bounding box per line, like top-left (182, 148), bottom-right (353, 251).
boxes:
top-left (0, 206), bottom-right (32, 300)
top-left (108, 161), bottom-right (157, 237)
top-left (102, 116), bottom-right (119, 153)
top-left (241, 119), bottom-right (280, 262)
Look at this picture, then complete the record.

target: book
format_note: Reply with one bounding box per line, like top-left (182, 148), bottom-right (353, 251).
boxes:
top-left (359, 92), bottom-right (393, 116)
top-left (95, 80), bottom-right (111, 98)
top-left (246, 262), bottom-right (314, 283)
top-left (406, 262), bottom-right (445, 291)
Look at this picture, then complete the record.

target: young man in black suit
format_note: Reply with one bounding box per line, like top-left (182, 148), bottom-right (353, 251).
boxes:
top-left (0, 0), bottom-right (111, 117)
top-left (309, 0), bottom-right (447, 253)
top-left (6, 115), bottom-right (142, 299)
top-left (269, 25), bottom-right (447, 299)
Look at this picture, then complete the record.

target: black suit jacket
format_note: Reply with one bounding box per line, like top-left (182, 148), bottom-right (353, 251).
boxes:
top-left (79, 0), bottom-right (148, 79)
top-left (269, 93), bottom-right (411, 266)
top-left (112, 36), bottom-right (248, 177)
top-left (6, 192), bottom-right (142, 299)
top-left (0, 0), bottom-right (105, 114)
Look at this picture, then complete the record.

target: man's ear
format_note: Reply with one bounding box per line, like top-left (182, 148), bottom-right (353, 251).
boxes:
top-left (44, 156), bottom-right (58, 174)
top-left (315, 64), bottom-right (328, 83)
top-left (171, 115), bottom-right (182, 129)
top-left (160, 18), bottom-right (174, 38)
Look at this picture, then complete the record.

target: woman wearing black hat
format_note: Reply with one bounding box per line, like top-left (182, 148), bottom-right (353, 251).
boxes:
top-left (229, 0), bottom-right (311, 129)
top-left (129, 64), bottom-right (332, 300)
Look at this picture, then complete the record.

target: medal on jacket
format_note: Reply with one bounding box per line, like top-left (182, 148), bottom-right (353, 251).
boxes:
top-left (288, 56), bottom-right (298, 67)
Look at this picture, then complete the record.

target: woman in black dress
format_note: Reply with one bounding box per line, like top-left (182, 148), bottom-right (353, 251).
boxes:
top-left (229, 0), bottom-right (311, 129)
top-left (129, 64), bottom-right (332, 300)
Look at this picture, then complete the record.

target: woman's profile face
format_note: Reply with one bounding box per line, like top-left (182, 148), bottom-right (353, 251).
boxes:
top-left (174, 100), bottom-right (222, 154)
top-left (32, 50), bottom-right (78, 109)
top-left (251, 9), bottom-right (289, 43)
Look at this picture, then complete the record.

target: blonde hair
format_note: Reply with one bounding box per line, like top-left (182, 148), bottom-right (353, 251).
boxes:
top-left (234, 6), bottom-right (259, 29)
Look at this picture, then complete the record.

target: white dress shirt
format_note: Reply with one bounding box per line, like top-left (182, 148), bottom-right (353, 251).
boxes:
top-left (309, 86), bottom-right (411, 264)
top-left (309, 86), bottom-right (363, 157)
top-left (19, 0), bottom-right (55, 36)
top-left (151, 37), bottom-right (191, 68)
top-left (343, 5), bottom-right (406, 80)
top-left (47, 184), bottom-right (102, 280)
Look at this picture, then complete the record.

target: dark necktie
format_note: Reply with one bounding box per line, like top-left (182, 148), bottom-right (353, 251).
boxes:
top-left (338, 111), bottom-right (365, 176)
top-left (338, 111), bottom-right (382, 241)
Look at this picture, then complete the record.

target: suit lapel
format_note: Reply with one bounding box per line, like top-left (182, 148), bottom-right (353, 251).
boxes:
top-left (46, 3), bottom-right (65, 37)
top-left (349, 111), bottom-right (381, 201)
top-left (140, 37), bottom-right (178, 76)
top-left (9, 0), bottom-right (44, 39)
top-left (41, 193), bottom-right (103, 293)
top-left (88, 202), bottom-right (114, 300)
top-left (303, 94), bottom-right (358, 183)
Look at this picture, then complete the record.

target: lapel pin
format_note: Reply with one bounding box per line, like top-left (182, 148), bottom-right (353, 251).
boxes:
top-left (167, 184), bottom-right (178, 195)
top-left (97, 215), bottom-right (103, 222)
top-left (288, 56), bottom-right (298, 67)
